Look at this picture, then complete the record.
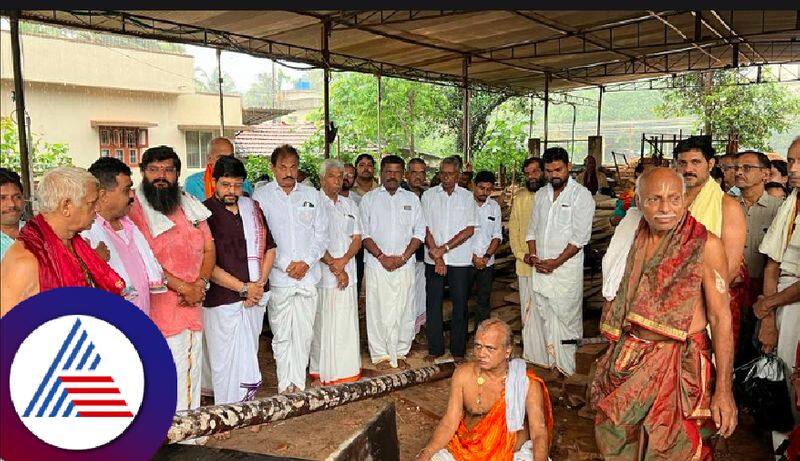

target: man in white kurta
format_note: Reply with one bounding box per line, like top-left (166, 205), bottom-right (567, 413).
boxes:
top-left (509, 157), bottom-right (545, 363)
top-left (469, 171), bottom-right (503, 332)
top-left (310, 159), bottom-right (363, 385)
top-left (253, 145), bottom-right (329, 393)
top-left (422, 157), bottom-right (478, 361)
top-left (525, 148), bottom-right (594, 376)
top-left (202, 156), bottom-right (276, 409)
top-left (361, 155), bottom-right (425, 369)
top-left (756, 137), bottom-right (800, 453)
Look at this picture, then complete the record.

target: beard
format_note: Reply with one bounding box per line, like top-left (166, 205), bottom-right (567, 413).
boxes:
top-left (142, 177), bottom-right (181, 214)
top-left (525, 179), bottom-right (542, 192)
top-left (550, 177), bottom-right (565, 188)
top-left (342, 181), bottom-right (352, 191)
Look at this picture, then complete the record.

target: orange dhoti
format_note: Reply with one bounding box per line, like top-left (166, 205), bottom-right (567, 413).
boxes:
top-left (434, 369), bottom-right (553, 461)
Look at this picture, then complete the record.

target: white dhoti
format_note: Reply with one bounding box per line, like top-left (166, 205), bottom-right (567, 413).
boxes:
top-left (519, 275), bottom-right (545, 365)
top-left (167, 329), bottom-right (206, 444)
top-left (413, 260), bottom-right (427, 334)
top-left (772, 275), bottom-right (800, 453)
top-left (432, 440), bottom-right (538, 461)
top-left (245, 293), bottom-right (269, 356)
top-left (268, 285), bottom-right (317, 393)
top-left (528, 261), bottom-right (583, 376)
top-left (203, 301), bottom-right (262, 404)
top-left (310, 285), bottom-right (361, 384)
top-left (366, 265), bottom-right (415, 367)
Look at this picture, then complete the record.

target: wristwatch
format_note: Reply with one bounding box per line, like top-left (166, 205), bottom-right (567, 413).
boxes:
top-left (201, 277), bottom-right (210, 291)
top-left (444, 244), bottom-right (451, 253)
top-left (239, 282), bottom-right (249, 299)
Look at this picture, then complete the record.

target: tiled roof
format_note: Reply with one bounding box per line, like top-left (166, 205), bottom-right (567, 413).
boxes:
top-left (235, 121), bottom-right (319, 156)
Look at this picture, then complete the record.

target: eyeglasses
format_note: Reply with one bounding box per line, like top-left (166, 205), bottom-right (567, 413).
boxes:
top-left (145, 166), bottom-right (177, 174)
top-left (733, 165), bottom-right (765, 173)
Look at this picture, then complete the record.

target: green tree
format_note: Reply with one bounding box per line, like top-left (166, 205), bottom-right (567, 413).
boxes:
top-left (194, 67), bottom-right (238, 95)
top-left (657, 70), bottom-right (800, 151)
top-left (443, 88), bottom-right (513, 155)
top-left (302, 72), bottom-right (451, 159)
top-left (0, 116), bottom-right (72, 178)
top-left (242, 68), bottom-right (288, 108)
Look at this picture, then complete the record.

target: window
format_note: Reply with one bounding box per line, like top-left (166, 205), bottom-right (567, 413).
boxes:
top-left (184, 130), bottom-right (216, 168)
top-left (99, 126), bottom-right (148, 166)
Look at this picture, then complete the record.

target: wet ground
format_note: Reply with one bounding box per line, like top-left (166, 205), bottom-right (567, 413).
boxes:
top-left (196, 275), bottom-right (776, 461)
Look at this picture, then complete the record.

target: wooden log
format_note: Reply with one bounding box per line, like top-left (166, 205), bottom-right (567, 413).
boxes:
top-left (166, 363), bottom-right (455, 444)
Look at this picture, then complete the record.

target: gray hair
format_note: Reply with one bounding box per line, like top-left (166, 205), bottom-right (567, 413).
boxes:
top-left (319, 158), bottom-right (344, 177)
top-left (440, 156), bottom-right (461, 173)
top-left (36, 166), bottom-right (98, 214)
top-left (635, 167), bottom-right (686, 201)
top-left (475, 318), bottom-right (512, 347)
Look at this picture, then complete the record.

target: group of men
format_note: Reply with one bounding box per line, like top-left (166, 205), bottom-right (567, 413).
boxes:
top-left (2, 132), bottom-right (799, 459)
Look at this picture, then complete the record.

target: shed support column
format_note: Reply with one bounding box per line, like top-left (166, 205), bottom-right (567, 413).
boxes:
top-left (596, 86), bottom-right (604, 136)
top-left (10, 12), bottom-right (32, 218)
top-left (217, 48), bottom-right (225, 135)
top-left (462, 56), bottom-right (471, 163)
top-left (543, 72), bottom-right (550, 147)
top-left (322, 20), bottom-right (331, 158)
top-left (377, 73), bottom-right (382, 152)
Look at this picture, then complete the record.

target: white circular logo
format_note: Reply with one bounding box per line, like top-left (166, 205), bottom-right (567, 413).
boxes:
top-left (9, 315), bottom-right (145, 450)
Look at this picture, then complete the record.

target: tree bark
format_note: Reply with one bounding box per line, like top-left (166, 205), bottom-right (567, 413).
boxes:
top-left (166, 363), bottom-right (455, 444)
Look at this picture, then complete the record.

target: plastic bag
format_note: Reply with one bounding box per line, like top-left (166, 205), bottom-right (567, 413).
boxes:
top-left (733, 353), bottom-right (794, 432)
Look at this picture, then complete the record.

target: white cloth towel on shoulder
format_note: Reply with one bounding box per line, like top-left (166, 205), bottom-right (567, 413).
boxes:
top-left (602, 207), bottom-right (642, 301)
top-left (135, 184), bottom-right (211, 238)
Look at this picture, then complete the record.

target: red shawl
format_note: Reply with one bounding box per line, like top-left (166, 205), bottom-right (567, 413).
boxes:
top-left (600, 212), bottom-right (708, 341)
top-left (17, 214), bottom-right (125, 295)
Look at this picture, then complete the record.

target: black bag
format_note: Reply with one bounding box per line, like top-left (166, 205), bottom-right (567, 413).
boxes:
top-left (733, 353), bottom-right (795, 432)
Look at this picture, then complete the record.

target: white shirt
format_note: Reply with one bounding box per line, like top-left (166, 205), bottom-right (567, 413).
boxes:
top-left (421, 185), bottom-right (478, 266)
top-left (319, 192), bottom-right (361, 289)
top-left (471, 197), bottom-right (503, 267)
top-left (253, 181), bottom-right (330, 288)
top-left (341, 189), bottom-right (361, 205)
top-left (525, 177), bottom-right (594, 267)
top-left (360, 186), bottom-right (426, 271)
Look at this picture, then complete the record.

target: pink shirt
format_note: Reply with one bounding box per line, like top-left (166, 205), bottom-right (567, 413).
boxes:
top-left (129, 197), bottom-right (212, 337)
top-left (86, 215), bottom-right (152, 315)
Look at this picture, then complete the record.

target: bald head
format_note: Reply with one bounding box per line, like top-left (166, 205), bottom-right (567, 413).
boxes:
top-left (636, 167), bottom-right (686, 233)
top-left (207, 137), bottom-right (235, 167)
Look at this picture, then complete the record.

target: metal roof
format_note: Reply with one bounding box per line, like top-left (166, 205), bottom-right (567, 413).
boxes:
top-left (9, 10), bottom-right (800, 94)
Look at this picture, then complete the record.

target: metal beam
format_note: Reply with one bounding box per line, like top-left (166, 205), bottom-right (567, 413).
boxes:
top-left (543, 72), bottom-right (550, 146)
top-left (296, 11), bottom-right (599, 88)
top-left (462, 56), bottom-right (471, 163)
top-left (376, 72), bottom-right (382, 151)
top-left (512, 11), bottom-right (665, 74)
top-left (10, 12), bottom-right (32, 219)
top-left (477, 10), bottom-right (685, 56)
top-left (217, 48), bottom-right (225, 135)
top-left (322, 19), bottom-right (331, 158)
top-left (331, 10), bottom-right (475, 29)
top-left (596, 86), bottom-right (603, 136)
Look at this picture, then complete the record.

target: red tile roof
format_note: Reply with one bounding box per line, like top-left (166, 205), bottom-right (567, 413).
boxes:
top-left (235, 121), bottom-right (319, 156)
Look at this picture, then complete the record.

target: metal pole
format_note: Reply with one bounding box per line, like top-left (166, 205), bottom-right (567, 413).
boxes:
top-left (322, 20), bottom-right (331, 158)
top-left (528, 93), bottom-right (534, 139)
top-left (166, 362), bottom-right (455, 443)
top-left (377, 73), bottom-right (382, 152)
top-left (271, 60), bottom-right (276, 109)
top-left (216, 48), bottom-right (225, 135)
top-left (596, 86), bottom-right (604, 136)
top-left (10, 12), bottom-right (33, 219)
top-left (462, 56), bottom-right (471, 163)
top-left (543, 72), bottom-right (550, 147)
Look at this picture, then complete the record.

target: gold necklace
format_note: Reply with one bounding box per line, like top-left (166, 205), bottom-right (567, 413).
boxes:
top-left (475, 371), bottom-right (507, 414)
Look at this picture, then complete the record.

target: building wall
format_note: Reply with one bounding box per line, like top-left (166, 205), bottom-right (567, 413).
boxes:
top-left (0, 32), bottom-right (245, 182)
top-left (0, 30), bottom-right (194, 94)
